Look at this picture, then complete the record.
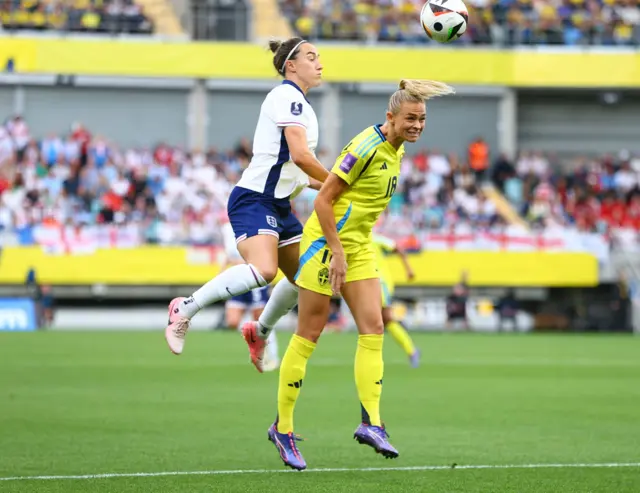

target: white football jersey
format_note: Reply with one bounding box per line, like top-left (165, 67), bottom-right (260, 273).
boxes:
top-left (236, 80), bottom-right (319, 199)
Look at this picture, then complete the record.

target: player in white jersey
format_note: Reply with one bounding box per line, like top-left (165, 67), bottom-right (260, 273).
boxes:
top-left (221, 218), bottom-right (280, 371)
top-left (165, 38), bottom-right (329, 367)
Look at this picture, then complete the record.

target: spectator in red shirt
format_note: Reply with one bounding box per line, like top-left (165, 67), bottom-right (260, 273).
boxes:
top-left (554, 176), bottom-right (570, 207)
top-left (609, 202), bottom-right (626, 228)
top-left (0, 175), bottom-right (9, 196)
top-left (605, 197), bottom-right (627, 228)
top-left (71, 122), bottom-right (92, 167)
top-left (412, 149), bottom-right (428, 172)
top-left (572, 195), bottom-right (598, 230)
top-left (154, 142), bottom-right (173, 167)
top-left (599, 192), bottom-right (616, 224)
top-left (621, 213), bottom-right (640, 231)
top-left (627, 195), bottom-right (640, 218)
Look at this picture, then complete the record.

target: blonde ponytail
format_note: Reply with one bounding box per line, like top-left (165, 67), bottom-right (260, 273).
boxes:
top-left (388, 79), bottom-right (455, 114)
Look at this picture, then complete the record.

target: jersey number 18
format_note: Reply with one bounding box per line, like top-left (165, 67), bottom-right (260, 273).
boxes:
top-left (384, 176), bottom-right (398, 198)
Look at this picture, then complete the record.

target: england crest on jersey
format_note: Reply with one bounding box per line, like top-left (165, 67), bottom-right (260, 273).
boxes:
top-left (266, 215), bottom-right (278, 228)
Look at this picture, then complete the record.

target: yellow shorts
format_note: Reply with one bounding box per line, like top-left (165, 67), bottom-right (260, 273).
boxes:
top-left (295, 237), bottom-right (378, 296)
top-left (380, 275), bottom-right (395, 308)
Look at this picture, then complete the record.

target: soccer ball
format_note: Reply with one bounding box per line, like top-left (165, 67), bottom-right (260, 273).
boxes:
top-left (420, 0), bottom-right (468, 43)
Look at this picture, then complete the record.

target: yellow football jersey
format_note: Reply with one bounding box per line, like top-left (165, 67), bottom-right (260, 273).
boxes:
top-left (302, 125), bottom-right (404, 253)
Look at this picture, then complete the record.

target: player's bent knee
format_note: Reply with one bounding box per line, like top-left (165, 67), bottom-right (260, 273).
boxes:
top-left (360, 319), bottom-right (384, 335)
top-left (254, 264), bottom-right (278, 284)
top-left (238, 235), bottom-right (279, 283)
top-left (356, 310), bottom-right (385, 335)
top-left (296, 308), bottom-right (328, 342)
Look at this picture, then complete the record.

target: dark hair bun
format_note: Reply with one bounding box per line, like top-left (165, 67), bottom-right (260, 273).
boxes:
top-left (268, 40), bottom-right (282, 54)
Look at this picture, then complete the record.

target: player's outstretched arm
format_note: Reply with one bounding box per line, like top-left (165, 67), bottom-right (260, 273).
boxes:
top-left (285, 126), bottom-right (329, 183)
top-left (314, 173), bottom-right (350, 294)
top-left (396, 247), bottom-right (415, 281)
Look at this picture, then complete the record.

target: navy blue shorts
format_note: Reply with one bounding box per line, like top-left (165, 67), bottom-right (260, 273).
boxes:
top-left (227, 286), bottom-right (270, 308)
top-left (227, 186), bottom-right (303, 247)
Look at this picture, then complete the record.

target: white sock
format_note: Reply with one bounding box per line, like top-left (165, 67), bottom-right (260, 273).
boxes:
top-left (257, 278), bottom-right (299, 339)
top-left (178, 264), bottom-right (266, 319)
top-left (266, 330), bottom-right (279, 362)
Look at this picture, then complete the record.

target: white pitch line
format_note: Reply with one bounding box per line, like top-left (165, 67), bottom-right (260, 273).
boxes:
top-left (1, 462), bottom-right (639, 482)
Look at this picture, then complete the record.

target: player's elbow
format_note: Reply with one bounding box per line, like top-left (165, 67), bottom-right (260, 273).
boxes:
top-left (313, 193), bottom-right (331, 212)
top-left (289, 147), bottom-right (310, 166)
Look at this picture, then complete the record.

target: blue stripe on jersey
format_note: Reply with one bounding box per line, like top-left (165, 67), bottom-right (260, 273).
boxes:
top-left (360, 135), bottom-right (383, 159)
top-left (294, 203), bottom-right (353, 281)
top-left (264, 129), bottom-right (290, 197)
top-left (373, 124), bottom-right (386, 141)
top-left (355, 132), bottom-right (380, 156)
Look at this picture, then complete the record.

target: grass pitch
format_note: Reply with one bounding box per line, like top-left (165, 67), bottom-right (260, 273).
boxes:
top-left (1, 330), bottom-right (639, 492)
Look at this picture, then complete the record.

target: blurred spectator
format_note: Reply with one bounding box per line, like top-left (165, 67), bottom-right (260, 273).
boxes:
top-left (446, 271), bottom-right (470, 331)
top-left (468, 137), bottom-right (490, 182)
top-left (281, 0), bottom-right (640, 46)
top-left (495, 288), bottom-right (519, 332)
top-left (0, 0), bottom-right (153, 34)
top-left (609, 271), bottom-right (631, 331)
top-left (491, 153), bottom-right (516, 193)
top-left (25, 266), bottom-right (54, 329)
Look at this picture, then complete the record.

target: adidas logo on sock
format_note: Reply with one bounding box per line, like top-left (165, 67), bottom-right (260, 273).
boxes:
top-left (380, 162), bottom-right (388, 170)
top-left (288, 379), bottom-right (303, 389)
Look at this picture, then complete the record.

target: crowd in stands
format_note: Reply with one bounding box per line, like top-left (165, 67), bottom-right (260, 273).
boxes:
top-left (0, 116), bottom-right (247, 249)
top-left (491, 149), bottom-right (640, 250)
top-left (0, 0), bottom-right (152, 34)
top-left (0, 115), bottom-right (638, 255)
top-left (281, 0), bottom-right (640, 46)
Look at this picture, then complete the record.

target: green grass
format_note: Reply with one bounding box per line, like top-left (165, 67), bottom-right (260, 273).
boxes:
top-left (1, 331), bottom-right (639, 492)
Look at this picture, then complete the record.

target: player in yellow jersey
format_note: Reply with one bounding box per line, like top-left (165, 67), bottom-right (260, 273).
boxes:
top-left (372, 233), bottom-right (421, 368)
top-left (266, 79), bottom-right (455, 470)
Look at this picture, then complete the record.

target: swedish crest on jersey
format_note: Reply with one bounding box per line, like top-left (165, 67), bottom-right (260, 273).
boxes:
top-left (317, 267), bottom-right (329, 286)
top-left (290, 102), bottom-right (303, 116)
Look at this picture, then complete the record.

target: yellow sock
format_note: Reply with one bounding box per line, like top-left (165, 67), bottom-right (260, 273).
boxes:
top-left (277, 334), bottom-right (316, 434)
top-left (354, 334), bottom-right (384, 427)
top-left (385, 320), bottom-right (417, 357)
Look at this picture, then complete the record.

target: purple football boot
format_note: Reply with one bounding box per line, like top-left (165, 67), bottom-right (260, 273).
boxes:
top-left (353, 423), bottom-right (399, 459)
top-left (409, 349), bottom-right (421, 368)
top-left (267, 422), bottom-right (307, 470)
top-left (354, 404), bottom-right (399, 459)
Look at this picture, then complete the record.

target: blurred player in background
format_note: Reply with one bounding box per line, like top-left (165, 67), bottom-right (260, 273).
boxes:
top-left (495, 288), bottom-right (519, 332)
top-left (165, 37), bottom-right (328, 360)
top-left (373, 233), bottom-right (421, 367)
top-left (325, 297), bottom-right (346, 332)
top-left (446, 271), bottom-right (470, 331)
top-left (221, 217), bottom-right (280, 371)
top-left (266, 79), bottom-right (455, 470)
